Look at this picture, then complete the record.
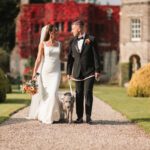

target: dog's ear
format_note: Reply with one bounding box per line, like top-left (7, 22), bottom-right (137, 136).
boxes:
top-left (60, 95), bottom-right (65, 103)
top-left (64, 92), bottom-right (71, 96)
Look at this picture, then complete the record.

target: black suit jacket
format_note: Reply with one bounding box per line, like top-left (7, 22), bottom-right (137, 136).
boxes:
top-left (67, 34), bottom-right (100, 79)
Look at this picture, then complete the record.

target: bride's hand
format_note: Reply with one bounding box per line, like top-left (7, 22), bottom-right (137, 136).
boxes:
top-left (32, 73), bottom-right (40, 80)
top-left (32, 75), bottom-right (37, 81)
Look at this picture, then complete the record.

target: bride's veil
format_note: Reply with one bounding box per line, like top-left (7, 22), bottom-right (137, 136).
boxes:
top-left (37, 25), bottom-right (48, 73)
top-left (27, 25), bottom-right (48, 119)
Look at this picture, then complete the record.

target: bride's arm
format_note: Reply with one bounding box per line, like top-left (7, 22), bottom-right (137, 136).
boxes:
top-left (32, 42), bottom-right (44, 79)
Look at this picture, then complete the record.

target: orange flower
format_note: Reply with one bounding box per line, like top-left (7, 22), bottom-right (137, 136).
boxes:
top-left (22, 80), bottom-right (38, 95)
top-left (85, 38), bottom-right (91, 45)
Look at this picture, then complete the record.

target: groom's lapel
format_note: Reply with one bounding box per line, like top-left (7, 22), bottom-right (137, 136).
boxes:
top-left (80, 33), bottom-right (89, 55)
top-left (73, 37), bottom-right (80, 53)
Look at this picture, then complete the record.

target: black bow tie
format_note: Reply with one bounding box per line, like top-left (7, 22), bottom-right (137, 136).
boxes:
top-left (77, 36), bottom-right (84, 41)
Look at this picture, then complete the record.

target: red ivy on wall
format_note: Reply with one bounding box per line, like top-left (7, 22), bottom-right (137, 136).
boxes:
top-left (16, 1), bottom-right (120, 59)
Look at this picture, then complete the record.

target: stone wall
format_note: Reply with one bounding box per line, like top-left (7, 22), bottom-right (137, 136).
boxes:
top-left (119, 0), bottom-right (150, 85)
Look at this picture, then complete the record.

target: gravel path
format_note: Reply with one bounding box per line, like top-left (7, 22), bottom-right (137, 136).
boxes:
top-left (1, 92), bottom-right (150, 150)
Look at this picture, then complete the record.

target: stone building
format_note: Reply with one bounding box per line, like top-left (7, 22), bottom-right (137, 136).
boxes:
top-left (10, 0), bottom-right (120, 80)
top-left (120, 0), bottom-right (150, 85)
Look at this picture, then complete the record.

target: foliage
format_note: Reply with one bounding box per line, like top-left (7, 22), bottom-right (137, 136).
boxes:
top-left (25, 56), bottom-right (35, 68)
top-left (119, 63), bottom-right (129, 86)
top-left (23, 66), bottom-right (33, 81)
top-left (0, 0), bottom-right (19, 52)
top-left (127, 63), bottom-right (150, 97)
top-left (0, 68), bottom-right (11, 102)
top-left (0, 48), bottom-right (9, 72)
top-left (23, 57), bottom-right (35, 80)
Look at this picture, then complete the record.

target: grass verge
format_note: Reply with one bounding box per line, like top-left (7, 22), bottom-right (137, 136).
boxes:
top-left (94, 85), bottom-right (150, 133)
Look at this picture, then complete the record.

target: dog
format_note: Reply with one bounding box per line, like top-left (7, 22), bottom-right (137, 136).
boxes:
top-left (60, 92), bottom-right (75, 124)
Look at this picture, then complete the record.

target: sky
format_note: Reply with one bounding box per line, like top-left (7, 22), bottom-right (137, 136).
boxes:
top-left (99, 0), bottom-right (121, 5)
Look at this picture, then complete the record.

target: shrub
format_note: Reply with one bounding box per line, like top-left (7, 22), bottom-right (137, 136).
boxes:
top-left (5, 76), bottom-right (12, 93)
top-left (0, 68), bottom-right (7, 102)
top-left (127, 63), bottom-right (150, 97)
top-left (0, 48), bottom-right (9, 72)
top-left (0, 68), bottom-right (12, 102)
top-left (0, 88), bottom-right (6, 103)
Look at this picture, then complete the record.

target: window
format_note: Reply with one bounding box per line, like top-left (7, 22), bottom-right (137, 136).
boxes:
top-left (95, 24), bottom-right (98, 34)
top-left (60, 22), bottom-right (64, 32)
top-left (95, 24), bottom-right (101, 36)
top-left (31, 12), bottom-right (35, 18)
top-left (99, 53), bottom-right (104, 71)
top-left (34, 24), bottom-right (39, 33)
top-left (55, 22), bottom-right (59, 31)
top-left (68, 21), bottom-right (72, 32)
top-left (55, 22), bottom-right (64, 32)
top-left (61, 62), bottom-right (65, 71)
top-left (131, 19), bottom-right (141, 41)
top-left (106, 8), bottom-right (113, 20)
top-left (41, 22), bottom-right (44, 28)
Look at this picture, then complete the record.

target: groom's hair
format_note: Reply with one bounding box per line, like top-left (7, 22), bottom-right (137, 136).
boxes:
top-left (72, 20), bottom-right (84, 28)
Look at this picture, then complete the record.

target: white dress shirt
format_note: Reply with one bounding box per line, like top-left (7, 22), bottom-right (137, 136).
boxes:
top-left (77, 33), bottom-right (86, 53)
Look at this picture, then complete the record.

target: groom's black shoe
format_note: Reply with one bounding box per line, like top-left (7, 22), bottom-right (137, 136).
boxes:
top-left (86, 116), bottom-right (92, 124)
top-left (74, 118), bottom-right (83, 124)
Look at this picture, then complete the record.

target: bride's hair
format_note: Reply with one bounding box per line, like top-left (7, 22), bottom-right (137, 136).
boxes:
top-left (44, 24), bottom-right (57, 41)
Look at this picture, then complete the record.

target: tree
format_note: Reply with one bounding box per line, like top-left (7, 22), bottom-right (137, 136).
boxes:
top-left (0, 48), bottom-right (9, 72)
top-left (0, 0), bottom-right (20, 52)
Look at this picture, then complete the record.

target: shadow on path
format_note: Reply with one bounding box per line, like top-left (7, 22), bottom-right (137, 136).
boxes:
top-left (91, 120), bottom-right (133, 125)
top-left (0, 117), bottom-right (31, 127)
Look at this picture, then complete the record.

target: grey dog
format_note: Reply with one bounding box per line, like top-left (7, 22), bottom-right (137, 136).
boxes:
top-left (60, 92), bottom-right (75, 124)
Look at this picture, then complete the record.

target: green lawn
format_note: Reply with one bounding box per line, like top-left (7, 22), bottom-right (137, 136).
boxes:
top-left (94, 85), bottom-right (150, 133)
top-left (0, 89), bottom-right (30, 123)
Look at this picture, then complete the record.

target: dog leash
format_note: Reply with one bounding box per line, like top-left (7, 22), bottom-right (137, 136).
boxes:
top-left (71, 74), bottom-right (95, 81)
top-left (68, 75), bottom-right (95, 95)
top-left (68, 74), bottom-right (100, 95)
top-left (68, 79), bottom-right (73, 95)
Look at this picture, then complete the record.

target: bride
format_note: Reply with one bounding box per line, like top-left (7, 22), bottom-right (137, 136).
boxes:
top-left (26, 24), bottom-right (62, 124)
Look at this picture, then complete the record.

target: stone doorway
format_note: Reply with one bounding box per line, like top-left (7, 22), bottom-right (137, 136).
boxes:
top-left (129, 55), bottom-right (141, 79)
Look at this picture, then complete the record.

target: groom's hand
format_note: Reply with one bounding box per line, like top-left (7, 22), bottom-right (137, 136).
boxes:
top-left (95, 72), bottom-right (100, 80)
top-left (67, 75), bottom-right (71, 80)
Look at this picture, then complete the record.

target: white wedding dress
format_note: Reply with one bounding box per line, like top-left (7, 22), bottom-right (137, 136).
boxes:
top-left (26, 26), bottom-right (61, 124)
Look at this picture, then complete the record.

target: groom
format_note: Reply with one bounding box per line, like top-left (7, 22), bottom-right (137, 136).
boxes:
top-left (67, 20), bottom-right (100, 124)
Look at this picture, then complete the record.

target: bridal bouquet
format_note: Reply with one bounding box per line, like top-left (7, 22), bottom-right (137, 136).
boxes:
top-left (22, 79), bottom-right (38, 95)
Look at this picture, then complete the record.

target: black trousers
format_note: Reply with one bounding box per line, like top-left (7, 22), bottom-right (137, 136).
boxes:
top-left (75, 76), bottom-right (95, 119)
